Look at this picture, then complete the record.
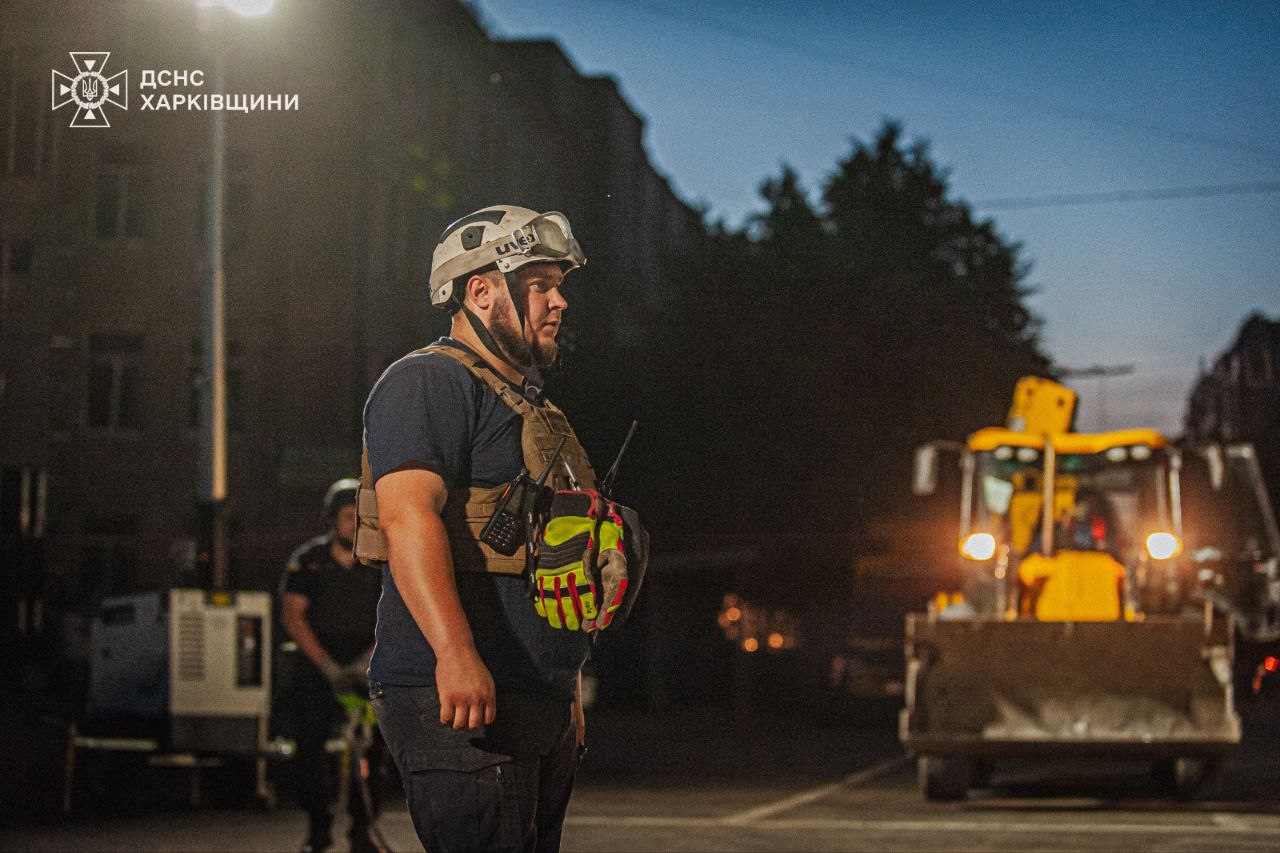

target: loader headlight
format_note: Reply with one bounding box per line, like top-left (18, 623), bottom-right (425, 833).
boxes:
top-left (1146, 532), bottom-right (1182, 561)
top-left (960, 532), bottom-right (998, 561)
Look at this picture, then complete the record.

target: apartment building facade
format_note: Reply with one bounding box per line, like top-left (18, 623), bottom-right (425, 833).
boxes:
top-left (0, 0), bottom-right (701, 666)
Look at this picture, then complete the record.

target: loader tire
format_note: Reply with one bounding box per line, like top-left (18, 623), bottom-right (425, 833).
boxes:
top-left (1151, 757), bottom-right (1221, 799)
top-left (969, 757), bottom-right (995, 789)
top-left (919, 755), bottom-right (970, 801)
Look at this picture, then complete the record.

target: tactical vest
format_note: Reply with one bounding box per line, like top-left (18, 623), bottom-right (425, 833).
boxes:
top-left (355, 343), bottom-right (597, 575)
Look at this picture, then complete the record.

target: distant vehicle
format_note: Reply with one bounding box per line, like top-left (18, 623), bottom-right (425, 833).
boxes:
top-left (902, 377), bottom-right (1280, 801)
top-left (835, 633), bottom-right (904, 699)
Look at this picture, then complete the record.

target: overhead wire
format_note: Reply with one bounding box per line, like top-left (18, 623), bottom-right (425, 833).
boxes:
top-left (973, 181), bottom-right (1280, 210)
top-left (606, 0), bottom-right (1280, 163)
top-left (480, 0), bottom-right (1280, 213)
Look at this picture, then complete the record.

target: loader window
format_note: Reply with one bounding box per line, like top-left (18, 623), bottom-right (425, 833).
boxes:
top-left (982, 475), bottom-right (1014, 515)
top-left (974, 447), bottom-right (1169, 563)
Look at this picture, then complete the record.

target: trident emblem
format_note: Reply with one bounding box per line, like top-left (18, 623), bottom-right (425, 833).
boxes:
top-left (51, 52), bottom-right (128, 128)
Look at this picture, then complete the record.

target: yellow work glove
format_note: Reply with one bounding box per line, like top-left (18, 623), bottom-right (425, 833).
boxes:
top-left (533, 492), bottom-right (628, 632)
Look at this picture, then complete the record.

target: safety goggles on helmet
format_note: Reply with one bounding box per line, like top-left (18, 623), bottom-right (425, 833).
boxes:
top-left (430, 209), bottom-right (586, 298)
top-left (498, 212), bottom-right (585, 271)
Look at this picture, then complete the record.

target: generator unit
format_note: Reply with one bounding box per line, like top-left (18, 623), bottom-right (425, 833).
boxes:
top-left (88, 587), bottom-right (272, 753)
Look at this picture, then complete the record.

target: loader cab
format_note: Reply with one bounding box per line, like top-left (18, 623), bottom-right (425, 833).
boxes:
top-left (957, 428), bottom-right (1183, 622)
top-left (903, 377), bottom-right (1273, 802)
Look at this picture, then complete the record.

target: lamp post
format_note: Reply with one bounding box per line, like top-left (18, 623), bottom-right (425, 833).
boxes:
top-left (196, 0), bottom-right (273, 590)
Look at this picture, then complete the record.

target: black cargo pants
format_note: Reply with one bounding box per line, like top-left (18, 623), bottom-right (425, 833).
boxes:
top-left (289, 662), bottom-right (384, 839)
top-left (371, 681), bottom-right (579, 853)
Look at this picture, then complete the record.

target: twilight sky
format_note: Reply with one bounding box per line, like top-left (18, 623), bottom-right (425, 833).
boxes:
top-left (473, 0), bottom-right (1280, 435)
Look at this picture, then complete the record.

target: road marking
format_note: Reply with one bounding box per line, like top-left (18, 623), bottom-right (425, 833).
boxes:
top-left (762, 818), bottom-right (1278, 835)
top-left (1212, 813), bottom-right (1253, 831)
top-left (720, 756), bottom-right (909, 825)
top-left (565, 815), bottom-right (1280, 836)
top-left (569, 815), bottom-right (720, 828)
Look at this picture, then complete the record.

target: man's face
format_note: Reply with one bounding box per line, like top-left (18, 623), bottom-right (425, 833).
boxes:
top-left (490, 262), bottom-right (568, 368)
top-left (333, 504), bottom-right (357, 547)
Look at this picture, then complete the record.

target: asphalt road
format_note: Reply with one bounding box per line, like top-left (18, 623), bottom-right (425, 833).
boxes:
top-left (6, 699), bottom-right (1280, 852)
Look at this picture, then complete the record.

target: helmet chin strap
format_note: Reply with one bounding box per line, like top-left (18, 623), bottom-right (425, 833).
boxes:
top-left (460, 271), bottom-right (541, 387)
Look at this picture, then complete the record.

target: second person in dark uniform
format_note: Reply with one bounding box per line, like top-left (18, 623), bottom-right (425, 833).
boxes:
top-left (280, 478), bottom-right (385, 853)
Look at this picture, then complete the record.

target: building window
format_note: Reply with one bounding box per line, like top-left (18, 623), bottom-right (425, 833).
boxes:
top-left (0, 50), bottom-right (7, 172)
top-left (0, 465), bottom-right (46, 540)
top-left (87, 332), bottom-right (144, 431)
top-left (187, 338), bottom-right (245, 432)
top-left (1, 51), bottom-right (44, 177)
top-left (9, 77), bottom-right (39, 176)
top-left (80, 514), bottom-right (139, 600)
top-left (5, 238), bottom-right (34, 276)
top-left (96, 145), bottom-right (153, 240)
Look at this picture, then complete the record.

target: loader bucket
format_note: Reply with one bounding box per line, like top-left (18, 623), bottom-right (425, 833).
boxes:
top-left (900, 615), bottom-right (1240, 759)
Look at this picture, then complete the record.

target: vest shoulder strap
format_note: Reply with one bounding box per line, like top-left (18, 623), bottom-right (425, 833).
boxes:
top-left (416, 343), bottom-right (533, 419)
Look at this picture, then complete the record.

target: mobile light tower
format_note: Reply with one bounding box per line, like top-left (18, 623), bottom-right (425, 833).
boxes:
top-left (197, 0), bottom-right (274, 589)
top-left (72, 0), bottom-right (282, 800)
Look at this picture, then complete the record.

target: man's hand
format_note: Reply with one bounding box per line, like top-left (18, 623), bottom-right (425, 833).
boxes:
top-left (339, 659), bottom-right (370, 694)
top-left (435, 645), bottom-right (496, 729)
top-left (318, 656), bottom-right (344, 684)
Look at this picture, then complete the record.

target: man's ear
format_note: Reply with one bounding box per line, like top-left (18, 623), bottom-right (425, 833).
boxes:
top-left (464, 272), bottom-right (496, 311)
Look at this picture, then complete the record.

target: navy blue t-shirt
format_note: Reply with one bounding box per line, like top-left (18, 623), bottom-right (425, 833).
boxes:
top-left (364, 338), bottom-right (589, 700)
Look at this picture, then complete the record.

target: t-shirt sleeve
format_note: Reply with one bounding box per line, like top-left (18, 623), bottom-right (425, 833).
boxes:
top-left (364, 354), bottom-right (474, 487)
top-left (282, 549), bottom-right (318, 599)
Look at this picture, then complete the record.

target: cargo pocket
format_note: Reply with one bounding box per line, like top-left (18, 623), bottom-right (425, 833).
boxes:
top-left (405, 746), bottom-right (526, 853)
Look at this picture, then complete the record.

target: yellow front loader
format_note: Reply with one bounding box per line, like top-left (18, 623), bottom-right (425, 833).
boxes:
top-left (902, 378), bottom-right (1280, 800)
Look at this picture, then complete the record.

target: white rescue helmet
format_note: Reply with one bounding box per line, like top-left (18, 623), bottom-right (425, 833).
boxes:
top-left (429, 205), bottom-right (586, 312)
top-left (323, 478), bottom-right (360, 518)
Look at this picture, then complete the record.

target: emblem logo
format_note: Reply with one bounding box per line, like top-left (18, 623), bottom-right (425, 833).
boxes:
top-left (51, 52), bottom-right (128, 128)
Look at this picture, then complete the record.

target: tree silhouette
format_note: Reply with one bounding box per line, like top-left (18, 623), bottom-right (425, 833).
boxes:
top-left (632, 120), bottom-right (1049, 591)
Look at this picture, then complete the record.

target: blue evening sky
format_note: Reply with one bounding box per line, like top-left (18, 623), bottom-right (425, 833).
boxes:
top-left (474, 0), bottom-right (1280, 435)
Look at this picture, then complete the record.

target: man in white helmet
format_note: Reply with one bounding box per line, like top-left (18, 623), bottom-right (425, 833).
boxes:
top-left (359, 206), bottom-right (608, 851)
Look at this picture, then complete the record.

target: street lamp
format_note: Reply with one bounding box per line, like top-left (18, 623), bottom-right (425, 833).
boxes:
top-left (197, 0), bottom-right (274, 590)
top-left (220, 0), bottom-right (275, 15)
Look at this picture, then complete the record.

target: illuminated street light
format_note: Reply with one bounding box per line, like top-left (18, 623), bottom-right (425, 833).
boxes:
top-left (220, 0), bottom-right (275, 16)
top-left (196, 0), bottom-right (273, 589)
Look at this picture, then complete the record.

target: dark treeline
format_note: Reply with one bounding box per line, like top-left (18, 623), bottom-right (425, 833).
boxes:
top-left (573, 122), bottom-right (1050, 604)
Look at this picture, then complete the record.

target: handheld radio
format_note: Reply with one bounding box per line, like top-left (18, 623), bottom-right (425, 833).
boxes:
top-left (480, 437), bottom-right (565, 556)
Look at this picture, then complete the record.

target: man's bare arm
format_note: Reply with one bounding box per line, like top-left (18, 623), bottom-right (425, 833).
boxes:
top-left (376, 466), bottom-right (496, 730)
